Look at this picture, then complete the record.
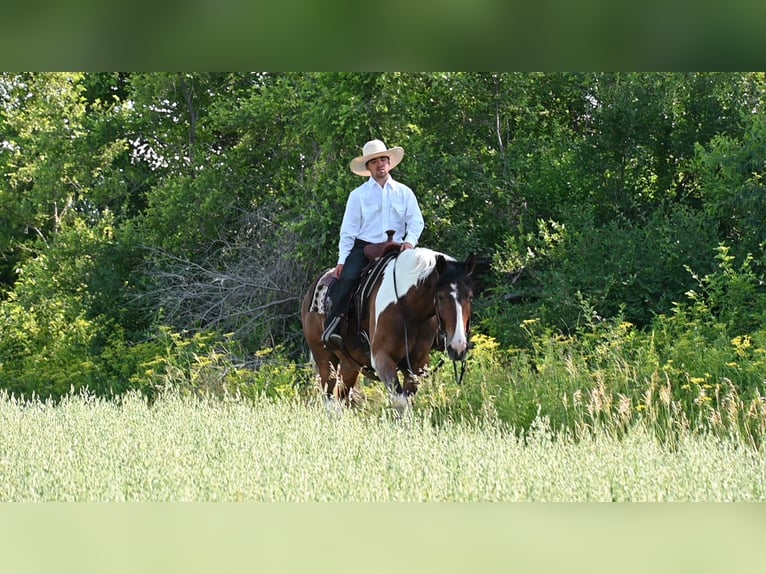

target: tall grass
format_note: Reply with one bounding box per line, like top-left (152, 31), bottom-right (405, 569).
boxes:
top-left (0, 389), bottom-right (763, 502)
top-left (414, 326), bottom-right (766, 451)
top-left (6, 248), bottom-right (762, 501)
top-left (422, 242), bottom-right (766, 448)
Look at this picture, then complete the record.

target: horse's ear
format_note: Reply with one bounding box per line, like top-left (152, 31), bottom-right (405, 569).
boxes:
top-left (436, 254), bottom-right (448, 274)
top-left (464, 253), bottom-right (476, 275)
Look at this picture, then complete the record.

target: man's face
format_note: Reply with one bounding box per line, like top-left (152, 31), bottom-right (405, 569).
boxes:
top-left (366, 156), bottom-right (390, 180)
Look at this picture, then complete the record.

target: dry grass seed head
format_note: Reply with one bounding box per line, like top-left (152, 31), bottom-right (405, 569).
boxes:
top-left (659, 373), bottom-right (672, 407)
top-left (618, 394), bottom-right (632, 426)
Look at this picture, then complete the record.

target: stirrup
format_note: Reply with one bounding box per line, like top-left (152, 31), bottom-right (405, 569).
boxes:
top-left (322, 316), bottom-right (342, 348)
top-left (327, 333), bottom-right (343, 349)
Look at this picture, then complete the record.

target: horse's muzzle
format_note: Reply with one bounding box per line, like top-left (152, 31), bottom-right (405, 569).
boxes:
top-left (447, 339), bottom-right (469, 362)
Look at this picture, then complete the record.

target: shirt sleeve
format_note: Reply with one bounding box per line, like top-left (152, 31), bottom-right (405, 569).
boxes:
top-left (337, 189), bottom-right (361, 265)
top-left (401, 186), bottom-right (424, 246)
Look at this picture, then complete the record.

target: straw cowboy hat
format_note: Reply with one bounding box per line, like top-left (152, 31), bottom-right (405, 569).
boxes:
top-left (349, 139), bottom-right (405, 176)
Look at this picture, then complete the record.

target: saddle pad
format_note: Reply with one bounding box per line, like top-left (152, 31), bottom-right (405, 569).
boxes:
top-left (309, 268), bottom-right (335, 315)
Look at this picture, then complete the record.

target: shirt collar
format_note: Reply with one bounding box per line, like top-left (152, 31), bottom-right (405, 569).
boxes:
top-left (367, 175), bottom-right (394, 189)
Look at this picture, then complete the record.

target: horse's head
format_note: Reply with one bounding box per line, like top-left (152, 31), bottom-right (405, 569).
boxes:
top-left (434, 253), bottom-right (476, 361)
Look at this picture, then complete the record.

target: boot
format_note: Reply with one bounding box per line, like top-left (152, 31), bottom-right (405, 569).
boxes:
top-left (321, 315), bottom-right (343, 349)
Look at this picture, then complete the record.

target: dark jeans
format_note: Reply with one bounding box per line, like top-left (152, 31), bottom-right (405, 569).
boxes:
top-left (325, 240), bottom-right (370, 326)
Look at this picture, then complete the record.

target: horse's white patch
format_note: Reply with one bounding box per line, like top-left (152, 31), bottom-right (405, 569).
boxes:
top-left (389, 393), bottom-right (412, 420)
top-left (373, 248), bottom-right (453, 330)
top-left (448, 283), bottom-right (468, 355)
top-left (324, 396), bottom-right (343, 418)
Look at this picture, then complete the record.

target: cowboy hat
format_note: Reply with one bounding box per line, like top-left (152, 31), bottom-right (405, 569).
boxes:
top-left (349, 139), bottom-right (405, 176)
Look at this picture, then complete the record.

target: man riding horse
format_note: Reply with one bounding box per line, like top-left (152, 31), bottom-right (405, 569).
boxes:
top-left (304, 139), bottom-right (474, 411)
top-left (302, 246), bottom-right (475, 409)
top-left (321, 139), bottom-right (424, 349)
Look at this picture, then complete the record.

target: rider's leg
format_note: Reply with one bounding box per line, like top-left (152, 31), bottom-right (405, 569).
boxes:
top-left (322, 243), bottom-right (369, 347)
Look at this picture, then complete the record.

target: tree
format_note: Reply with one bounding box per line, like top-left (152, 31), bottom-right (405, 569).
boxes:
top-left (2, 72), bottom-right (766, 396)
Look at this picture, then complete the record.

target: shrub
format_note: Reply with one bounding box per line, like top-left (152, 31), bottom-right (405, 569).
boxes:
top-left (418, 286), bottom-right (766, 448)
top-left (484, 204), bottom-right (720, 348)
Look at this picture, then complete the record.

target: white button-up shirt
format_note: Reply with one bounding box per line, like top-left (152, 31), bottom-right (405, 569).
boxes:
top-left (337, 176), bottom-right (424, 265)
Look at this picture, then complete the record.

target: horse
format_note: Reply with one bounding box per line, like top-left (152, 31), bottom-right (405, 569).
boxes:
top-left (300, 247), bottom-right (476, 413)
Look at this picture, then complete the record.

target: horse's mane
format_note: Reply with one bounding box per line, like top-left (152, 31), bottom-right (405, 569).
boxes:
top-left (395, 247), bottom-right (455, 286)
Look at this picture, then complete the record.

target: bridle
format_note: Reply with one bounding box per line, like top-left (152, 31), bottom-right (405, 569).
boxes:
top-left (394, 256), bottom-right (471, 385)
top-left (433, 294), bottom-right (471, 385)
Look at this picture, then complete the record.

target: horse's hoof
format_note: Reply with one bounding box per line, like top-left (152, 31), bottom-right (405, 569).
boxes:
top-left (389, 393), bottom-right (410, 416)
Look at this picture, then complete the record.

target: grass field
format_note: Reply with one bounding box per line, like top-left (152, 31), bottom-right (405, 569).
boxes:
top-left (0, 390), bottom-right (763, 502)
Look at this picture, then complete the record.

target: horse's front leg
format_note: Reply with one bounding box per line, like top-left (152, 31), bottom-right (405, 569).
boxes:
top-left (322, 362), bottom-right (361, 418)
top-left (337, 364), bottom-right (360, 404)
top-left (373, 354), bottom-right (410, 416)
top-left (402, 369), bottom-right (422, 397)
top-left (401, 346), bottom-right (432, 397)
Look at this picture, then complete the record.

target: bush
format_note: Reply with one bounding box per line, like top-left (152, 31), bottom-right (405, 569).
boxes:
top-left (480, 203), bottom-right (724, 353)
top-left (417, 261), bottom-right (766, 448)
top-left (134, 328), bottom-right (314, 402)
top-left (692, 112), bottom-right (766, 260)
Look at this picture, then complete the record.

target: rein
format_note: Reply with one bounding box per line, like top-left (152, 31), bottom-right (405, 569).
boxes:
top-left (392, 256), bottom-right (415, 375)
top-left (434, 303), bottom-right (470, 385)
top-left (431, 355), bottom-right (468, 385)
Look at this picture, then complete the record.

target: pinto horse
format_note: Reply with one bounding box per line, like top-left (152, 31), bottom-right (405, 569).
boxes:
top-left (301, 247), bottom-right (475, 411)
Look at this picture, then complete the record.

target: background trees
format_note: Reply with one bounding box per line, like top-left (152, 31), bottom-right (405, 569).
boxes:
top-left (1, 72), bottom-right (764, 400)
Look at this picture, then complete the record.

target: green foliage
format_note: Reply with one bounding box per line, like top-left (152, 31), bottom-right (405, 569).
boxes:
top-left (413, 313), bottom-right (766, 449)
top-left (0, 284), bottom-right (99, 398)
top-left (683, 244), bottom-right (766, 335)
top-left (650, 244), bottom-right (766, 409)
top-left (692, 111), bottom-right (766, 260)
top-left (417, 333), bottom-right (544, 431)
top-left (236, 346), bottom-right (316, 401)
top-left (569, 72), bottom-right (762, 223)
top-left (0, 217), bottom-right (147, 398)
top-left (130, 327), bottom-right (243, 398)
top-left (2, 72), bottom-right (766, 425)
top-left (0, 218), bottom-right (108, 397)
top-left (483, 203), bottom-right (721, 348)
top-left (415, 247), bottom-right (766, 447)
top-left (131, 328), bottom-right (314, 402)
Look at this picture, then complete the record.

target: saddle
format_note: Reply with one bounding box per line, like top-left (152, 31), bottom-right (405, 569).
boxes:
top-left (309, 229), bottom-right (401, 356)
top-left (310, 248), bottom-right (400, 354)
top-left (356, 230), bottom-right (401, 325)
top-left (353, 249), bottom-right (399, 327)
top-left (363, 229), bottom-right (400, 260)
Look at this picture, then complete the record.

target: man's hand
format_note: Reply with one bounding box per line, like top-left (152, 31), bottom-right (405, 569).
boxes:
top-left (333, 264), bottom-right (344, 278)
top-left (400, 242), bottom-right (414, 251)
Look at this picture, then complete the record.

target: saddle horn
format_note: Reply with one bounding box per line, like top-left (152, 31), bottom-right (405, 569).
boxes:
top-left (363, 229), bottom-right (400, 260)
